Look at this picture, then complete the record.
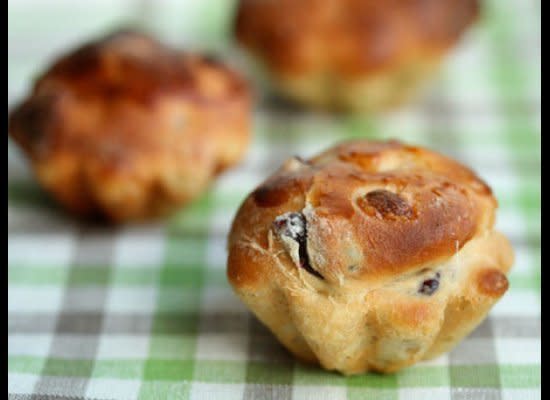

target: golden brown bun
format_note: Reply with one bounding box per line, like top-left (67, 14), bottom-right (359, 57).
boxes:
top-left (234, 0), bottom-right (479, 111)
top-left (227, 140), bottom-right (514, 375)
top-left (9, 30), bottom-right (252, 222)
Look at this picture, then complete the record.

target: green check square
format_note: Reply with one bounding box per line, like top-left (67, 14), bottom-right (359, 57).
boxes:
top-left (346, 371), bottom-right (398, 388)
top-left (92, 360), bottom-right (143, 379)
top-left (397, 365), bottom-right (450, 387)
top-left (194, 360), bottom-right (247, 383)
top-left (149, 335), bottom-right (196, 359)
top-left (8, 265), bottom-right (67, 285)
top-left (8, 355), bottom-right (45, 375)
top-left (41, 359), bottom-right (94, 377)
top-left (143, 360), bottom-right (195, 381)
top-left (169, 215), bottom-right (212, 237)
top-left (450, 365), bottom-right (501, 388)
top-left (160, 266), bottom-right (204, 287)
top-left (348, 387), bottom-right (398, 400)
top-left (343, 115), bottom-right (379, 140)
top-left (138, 381), bottom-right (191, 400)
top-left (500, 365), bottom-right (541, 388)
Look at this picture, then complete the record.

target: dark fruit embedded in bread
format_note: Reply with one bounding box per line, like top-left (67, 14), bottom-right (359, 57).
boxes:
top-left (227, 139), bottom-right (514, 375)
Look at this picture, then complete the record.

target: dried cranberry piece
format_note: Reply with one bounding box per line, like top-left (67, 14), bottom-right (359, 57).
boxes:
top-left (364, 190), bottom-right (413, 218)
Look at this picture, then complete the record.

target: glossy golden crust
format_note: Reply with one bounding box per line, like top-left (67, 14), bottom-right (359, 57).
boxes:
top-left (227, 140), bottom-right (514, 374)
top-left (234, 0), bottom-right (479, 110)
top-left (236, 0), bottom-right (479, 76)
top-left (9, 30), bottom-right (251, 221)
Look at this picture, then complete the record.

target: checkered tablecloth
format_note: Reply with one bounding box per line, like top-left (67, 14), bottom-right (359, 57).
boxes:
top-left (8, 0), bottom-right (541, 399)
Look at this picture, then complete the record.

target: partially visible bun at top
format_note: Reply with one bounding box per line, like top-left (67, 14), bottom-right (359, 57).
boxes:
top-left (235, 0), bottom-right (479, 111)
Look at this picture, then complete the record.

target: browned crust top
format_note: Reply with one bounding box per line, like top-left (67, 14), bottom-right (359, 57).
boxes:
top-left (235, 0), bottom-right (479, 76)
top-left (229, 140), bottom-right (497, 283)
top-left (37, 29), bottom-right (249, 105)
top-left (8, 30), bottom-right (251, 164)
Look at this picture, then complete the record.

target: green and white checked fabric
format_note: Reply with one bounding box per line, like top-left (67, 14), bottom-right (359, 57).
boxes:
top-left (8, 0), bottom-right (540, 399)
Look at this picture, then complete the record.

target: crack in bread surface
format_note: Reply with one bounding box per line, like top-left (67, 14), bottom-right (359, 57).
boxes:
top-left (227, 140), bottom-right (513, 374)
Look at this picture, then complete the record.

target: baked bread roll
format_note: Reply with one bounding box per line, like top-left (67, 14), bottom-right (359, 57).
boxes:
top-left (9, 30), bottom-right (251, 222)
top-left (234, 0), bottom-right (479, 111)
top-left (227, 140), bottom-right (514, 375)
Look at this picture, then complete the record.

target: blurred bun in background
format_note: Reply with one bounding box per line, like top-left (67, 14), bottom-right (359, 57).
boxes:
top-left (234, 0), bottom-right (479, 112)
top-left (9, 30), bottom-right (252, 222)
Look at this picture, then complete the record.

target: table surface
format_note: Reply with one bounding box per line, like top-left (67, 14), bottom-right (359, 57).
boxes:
top-left (8, 0), bottom-right (541, 399)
